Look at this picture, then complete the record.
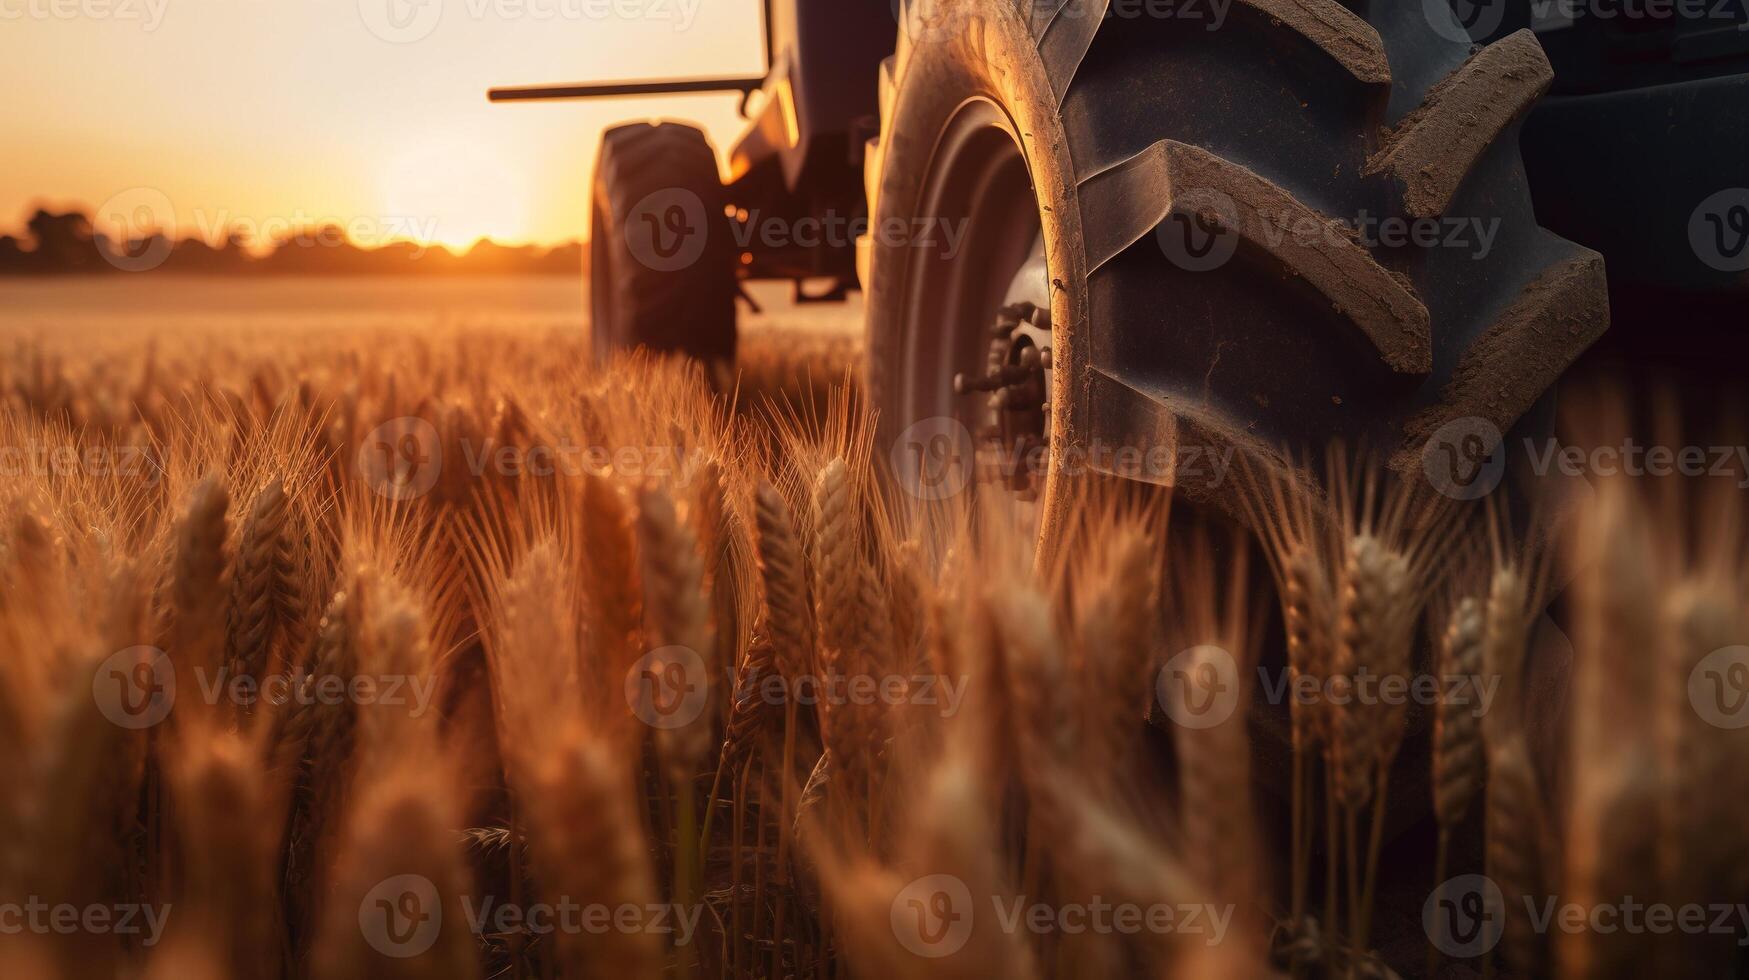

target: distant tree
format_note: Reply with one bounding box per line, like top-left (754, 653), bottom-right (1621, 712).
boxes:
top-left (0, 235), bottom-right (25, 273)
top-left (543, 242), bottom-right (585, 276)
top-left (3, 205), bottom-right (581, 277)
top-left (164, 230), bottom-right (251, 273)
top-left (26, 209), bottom-right (98, 272)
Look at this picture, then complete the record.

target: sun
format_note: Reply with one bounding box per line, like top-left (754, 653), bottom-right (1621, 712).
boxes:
top-left (378, 137), bottom-right (531, 252)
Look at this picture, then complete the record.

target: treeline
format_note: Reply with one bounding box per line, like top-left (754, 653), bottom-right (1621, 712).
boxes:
top-left (0, 208), bottom-right (583, 277)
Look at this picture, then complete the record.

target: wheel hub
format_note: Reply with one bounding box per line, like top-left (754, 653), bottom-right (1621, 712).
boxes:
top-left (954, 239), bottom-right (1052, 499)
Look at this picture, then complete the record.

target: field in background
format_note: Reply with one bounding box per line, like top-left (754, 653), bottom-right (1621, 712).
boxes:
top-left (0, 276), bottom-right (863, 341)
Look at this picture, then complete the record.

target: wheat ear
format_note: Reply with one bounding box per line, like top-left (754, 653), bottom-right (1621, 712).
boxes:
top-left (1558, 746), bottom-right (1660, 980)
top-left (1071, 525), bottom-right (1156, 778)
top-left (810, 459), bottom-right (857, 663)
top-left (172, 473), bottom-right (231, 682)
top-left (226, 476), bottom-right (298, 694)
top-left (1425, 594), bottom-right (1487, 978)
top-left (811, 458), bottom-right (884, 768)
top-left (636, 483), bottom-right (716, 782)
top-left (1482, 566), bottom-right (1529, 747)
top-left (1332, 535), bottom-right (1409, 808)
top-left (1657, 582), bottom-right (1738, 906)
top-left (1434, 598), bottom-right (1487, 829)
top-left (1333, 534), bottom-right (1413, 957)
top-left (753, 481), bottom-right (814, 684)
top-left (720, 637), bottom-right (779, 775)
top-left (635, 483), bottom-right (713, 939)
top-left (579, 472), bottom-right (642, 685)
top-left (1486, 734), bottom-right (1547, 979)
top-left (274, 589), bottom-right (356, 777)
top-left (310, 773), bottom-right (481, 980)
top-left (751, 480), bottom-right (813, 919)
top-left (1177, 643), bottom-right (1260, 910)
top-left (280, 588), bottom-right (359, 944)
top-left (167, 730), bottom-right (278, 975)
top-left (523, 739), bottom-right (665, 980)
top-left (1283, 545), bottom-right (1335, 753)
top-left (1277, 540), bottom-right (1334, 963)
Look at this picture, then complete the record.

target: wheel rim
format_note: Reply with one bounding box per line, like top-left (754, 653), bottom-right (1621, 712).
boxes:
top-left (897, 97), bottom-right (1053, 506)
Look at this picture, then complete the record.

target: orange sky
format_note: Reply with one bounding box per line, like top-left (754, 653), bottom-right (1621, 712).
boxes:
top-left (1, 0), bottom-right (767, 250)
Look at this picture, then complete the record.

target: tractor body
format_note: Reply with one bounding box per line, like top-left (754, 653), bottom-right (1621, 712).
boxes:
top-left (491, 0), bottom-right (890, 295)
top-left (492, 0), bottom-right (1745, 351)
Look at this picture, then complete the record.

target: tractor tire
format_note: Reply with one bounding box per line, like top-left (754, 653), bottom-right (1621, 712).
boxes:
top-left (862, 0), bottom-right (1610, 534)
top-left (590, 122), bottom-right (737, 366)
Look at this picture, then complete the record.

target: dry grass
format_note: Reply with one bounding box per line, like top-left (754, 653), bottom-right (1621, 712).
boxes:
top-left (0, 326), bottom-right (1744, 978)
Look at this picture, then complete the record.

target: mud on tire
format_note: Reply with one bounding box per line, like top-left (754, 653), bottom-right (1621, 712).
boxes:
top-left (862, 0), bottom-right (1609, 515)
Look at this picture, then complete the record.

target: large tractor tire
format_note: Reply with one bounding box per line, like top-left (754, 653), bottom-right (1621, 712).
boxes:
top-left (590, 122), bottom-right (738, 366)
top-left (862, 0), bottom-right (1610, 535)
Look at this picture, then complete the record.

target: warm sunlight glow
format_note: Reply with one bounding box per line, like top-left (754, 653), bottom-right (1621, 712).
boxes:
top-left (379, 137), bottom-right (529, 250)
top-left (0, 1), bottom-right (765, 248)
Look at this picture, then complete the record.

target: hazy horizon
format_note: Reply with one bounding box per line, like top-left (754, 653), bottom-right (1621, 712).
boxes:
top-left (2, 0), bottom-right (767, 250)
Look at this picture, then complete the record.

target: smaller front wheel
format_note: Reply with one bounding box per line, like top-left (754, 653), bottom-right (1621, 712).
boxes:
top-left (589, 122), bottom-right (738, 366)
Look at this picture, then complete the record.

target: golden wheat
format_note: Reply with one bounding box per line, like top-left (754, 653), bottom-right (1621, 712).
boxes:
top-left (0, 328), bottom-right (1736, 980)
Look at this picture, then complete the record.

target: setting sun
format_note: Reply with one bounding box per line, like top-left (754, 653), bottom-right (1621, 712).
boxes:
top-left (378, 135), bottom-right (531, 250)
top-left (1, 0), bottom-right (764, 248)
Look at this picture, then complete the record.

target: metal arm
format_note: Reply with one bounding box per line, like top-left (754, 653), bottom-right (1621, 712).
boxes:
top-left (488, 75), bottom-right (766, 103)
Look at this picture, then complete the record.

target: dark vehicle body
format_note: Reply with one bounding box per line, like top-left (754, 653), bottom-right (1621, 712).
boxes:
top-left (494, 0), bottom-right (1747, 311)
top-left (492, 0), bottom-right (891, 292)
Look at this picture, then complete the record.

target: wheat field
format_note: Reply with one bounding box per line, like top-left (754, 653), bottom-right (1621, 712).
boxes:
top-left (0, 320), bottom-right (1744, 979)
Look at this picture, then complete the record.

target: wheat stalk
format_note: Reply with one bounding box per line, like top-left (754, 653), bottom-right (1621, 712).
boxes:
top-left (634, 482), bottom-right (714, 948)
